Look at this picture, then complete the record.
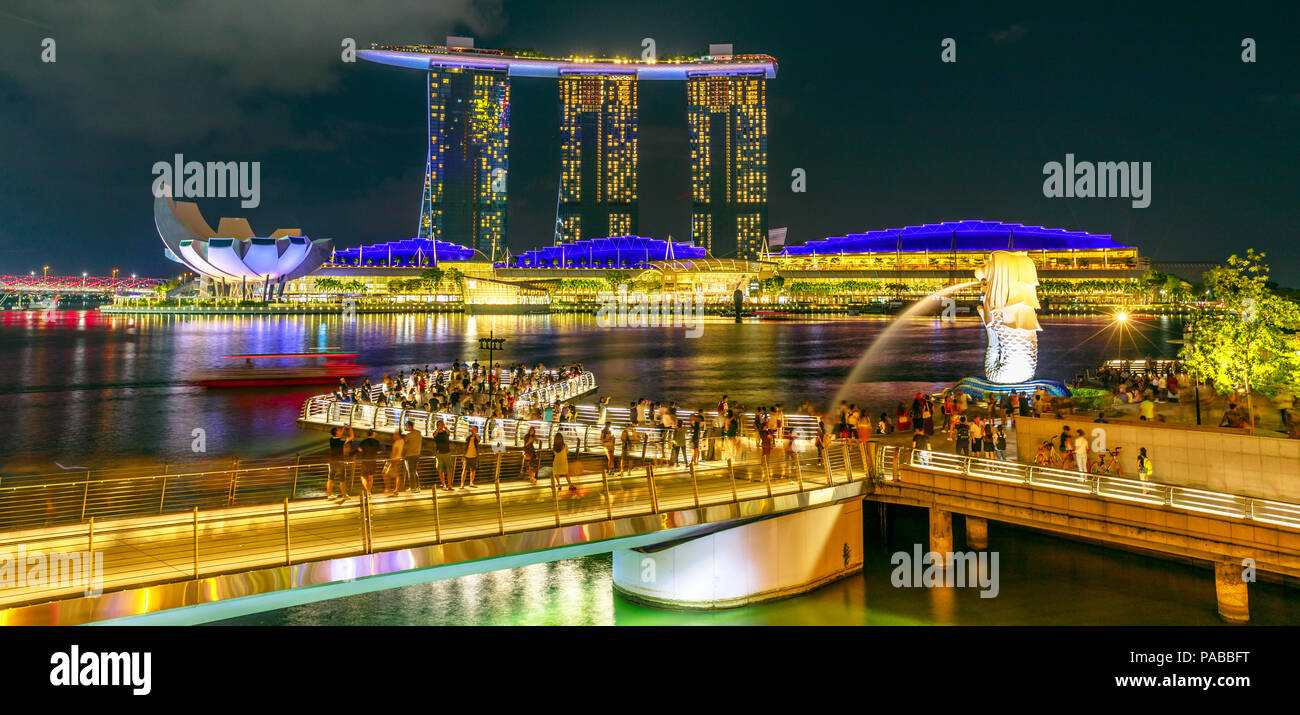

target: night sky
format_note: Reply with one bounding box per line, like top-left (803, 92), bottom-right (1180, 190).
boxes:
top-left (1, 1), bottom-right (1297, 283)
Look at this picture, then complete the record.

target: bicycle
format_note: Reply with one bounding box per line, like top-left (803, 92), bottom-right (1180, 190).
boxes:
top-left (1089, 447), bottom-right (1124, 477)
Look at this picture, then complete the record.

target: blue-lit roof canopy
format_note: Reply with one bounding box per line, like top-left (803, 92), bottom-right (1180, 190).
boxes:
top-left (501, 236), bottom-right (707, 268)
top-left (777, 220), bottom-right (1133, 256)
top-left (330, 238), bottom-right (483, 266)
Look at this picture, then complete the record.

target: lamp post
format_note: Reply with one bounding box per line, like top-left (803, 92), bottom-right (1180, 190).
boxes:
top-left (1114, 310), bottom-right (1129, 366)
top-left (478, 331), bottom-right (506, 382)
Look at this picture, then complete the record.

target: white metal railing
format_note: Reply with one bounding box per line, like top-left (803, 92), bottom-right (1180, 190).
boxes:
top-left (514, 371), bottom-right (596, 406)
top-left (301, 394), bottom-right (826, 462)
top-left (889, 446), bottom-right (1300, 530)
top-left (320, 369), bottom-right (594, 412)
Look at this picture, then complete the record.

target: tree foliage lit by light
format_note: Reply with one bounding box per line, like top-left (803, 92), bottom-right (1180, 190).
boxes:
top-left (1180, 250), bottom-right (1300, 424)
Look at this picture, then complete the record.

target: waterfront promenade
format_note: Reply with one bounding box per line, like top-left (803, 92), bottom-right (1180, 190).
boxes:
top-left (2, 430), bottom-right (1299, 623)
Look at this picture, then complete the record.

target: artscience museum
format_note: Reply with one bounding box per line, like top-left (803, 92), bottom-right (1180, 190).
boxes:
top-left (154, 192), bottom-right (333, 299)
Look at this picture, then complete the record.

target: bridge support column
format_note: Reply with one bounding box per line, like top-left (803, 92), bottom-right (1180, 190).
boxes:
top-left (612, 500), bottom-right (862, 610)
top-left (929, 508), bottom-right (952, 563)
top-left (1213, 560), bottom-right (1249, 624)
top-left (965, 516), bottom-right (988, 550)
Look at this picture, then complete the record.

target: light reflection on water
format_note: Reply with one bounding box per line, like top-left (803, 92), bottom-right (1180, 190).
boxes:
top-left (10, 309), bottom-right (1270, 625)
top-left (0, 311), bottom-right (1181, 469)
top-left (219, 511), bottom-right (1300, 626)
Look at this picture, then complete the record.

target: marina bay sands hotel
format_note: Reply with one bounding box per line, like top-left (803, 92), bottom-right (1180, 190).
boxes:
top-left (358, 39), bottom-right (776, 260)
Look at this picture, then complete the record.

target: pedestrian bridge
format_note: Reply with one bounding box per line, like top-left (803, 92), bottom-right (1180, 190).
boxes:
top-left (2, 441), bottom-right (1297, 624)
top-left (0, 442), bottom-right (873, 625)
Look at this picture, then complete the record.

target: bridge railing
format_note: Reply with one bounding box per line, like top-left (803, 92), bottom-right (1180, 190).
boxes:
top-left (0, 438), bottom-right (876, 611)
top-left (884, 446), bottom-right (1300, 530)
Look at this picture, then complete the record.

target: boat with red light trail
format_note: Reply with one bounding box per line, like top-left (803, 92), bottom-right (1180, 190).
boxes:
top-left (190, 348), bottom-right (367, 387)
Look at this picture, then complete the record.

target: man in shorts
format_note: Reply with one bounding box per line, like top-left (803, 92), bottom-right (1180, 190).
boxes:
top-left (432, 419), bottom-right (452, 489)
top-left (954, 417), bottom-right (971, 457)
top-left (402, 420), bottom-right (423, 491)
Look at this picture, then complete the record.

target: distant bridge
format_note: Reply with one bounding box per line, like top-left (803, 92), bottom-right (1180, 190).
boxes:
top-left (0, 274), bottom-right (164, 296)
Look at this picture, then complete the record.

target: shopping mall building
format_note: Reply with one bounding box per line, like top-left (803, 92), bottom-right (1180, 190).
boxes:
top-left (289, 219), bottom-right (1153, 306)
top-left (156, 191), bottom-right (1161, 307)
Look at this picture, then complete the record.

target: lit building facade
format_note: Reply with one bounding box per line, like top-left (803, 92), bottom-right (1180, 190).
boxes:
top-left (358, 42), bottom-right (777, 261)
top-left (420, 66), bottom-right (510, 261)
top-left (557, 74), bottom-right (638, 244)
top-left (687, 74), bottom-right (768, 260)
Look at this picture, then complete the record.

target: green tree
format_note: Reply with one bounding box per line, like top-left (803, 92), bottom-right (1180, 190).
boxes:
top-left (1180, 250), bottom-right (1300, 428)
top-left (634, 272), bottom-right (663, 292)
top-left (1140, 268), bottom-right (1167, 304)
top-left (421, 267), bottom-right (445, 294)
top-left (603, 269), bottom-right (632, 290)
top-left (314, 277), bottom-right (342, 294)
top-left (1161, 274), bottom-right (1190, 304)
top-left (443, 268), bottom-right (466, 300)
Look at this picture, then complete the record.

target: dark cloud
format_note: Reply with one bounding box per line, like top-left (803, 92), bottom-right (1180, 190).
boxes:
top-left (989, 22), bottom-right (1029, 44)
top-left (0, 0), bottom-right (502, 144)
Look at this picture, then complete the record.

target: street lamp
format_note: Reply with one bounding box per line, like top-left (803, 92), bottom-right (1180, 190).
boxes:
top-left (478, 331), bottom-right (506, 379)
top-left (1113, 310), bottom-right (1129, 365)
top-left (43, 265), bottom-right (49, 278)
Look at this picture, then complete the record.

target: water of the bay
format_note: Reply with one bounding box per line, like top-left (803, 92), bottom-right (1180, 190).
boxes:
top-left (0, 310), bottom-right (1180, 468)
top-left (9, 309), bottom-right (1290, 625)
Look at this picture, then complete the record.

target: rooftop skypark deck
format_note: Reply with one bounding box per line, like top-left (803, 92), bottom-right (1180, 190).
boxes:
top-left (361, 44), bottom-right (778, 79)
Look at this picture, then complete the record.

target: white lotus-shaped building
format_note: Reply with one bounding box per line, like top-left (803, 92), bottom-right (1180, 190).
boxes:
top-left (154, 191), bottom-right (332, 294)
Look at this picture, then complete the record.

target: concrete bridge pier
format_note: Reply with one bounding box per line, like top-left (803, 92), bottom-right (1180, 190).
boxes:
top-left (611, 500), bottom-right (863, 609)
top-left (965, 516), bottom-right (989, 550)
top-left (929, 508), bottom-right (953, 563)
top-left (1213, 559), bottom-right (1250, 624)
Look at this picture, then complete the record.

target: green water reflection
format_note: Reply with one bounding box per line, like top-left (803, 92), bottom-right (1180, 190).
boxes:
top-left (220, 507), bottom-right (1299, 625)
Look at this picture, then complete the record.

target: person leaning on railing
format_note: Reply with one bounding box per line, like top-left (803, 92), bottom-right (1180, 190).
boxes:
top-left (356, 429), bottom-right (381, 494)
top-left (326, 426), bottom-right (353, 503)
top-left (384, 429), bottom-right (406, 494)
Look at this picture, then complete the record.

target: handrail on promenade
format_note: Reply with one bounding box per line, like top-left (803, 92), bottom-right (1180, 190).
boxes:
top-left (6, 438), bottom-right (1298, 613)
top-left (0, 440), bottom-right (868, 611)
top-left (877, 444), bottom-right (1300, 530)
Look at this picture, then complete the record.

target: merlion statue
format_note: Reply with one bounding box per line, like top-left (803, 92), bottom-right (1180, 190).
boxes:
top-left (974, 251), bottom-right (1042, 384)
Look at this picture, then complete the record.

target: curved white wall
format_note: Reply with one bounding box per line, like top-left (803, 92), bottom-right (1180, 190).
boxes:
top-left (613, 500), bottom-right (862, 609)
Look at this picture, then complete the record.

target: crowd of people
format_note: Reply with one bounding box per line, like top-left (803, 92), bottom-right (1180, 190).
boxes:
top-left (327, 361), bottom-right (587, 422)
top-left (317, 361), bottom-right (1186, 504)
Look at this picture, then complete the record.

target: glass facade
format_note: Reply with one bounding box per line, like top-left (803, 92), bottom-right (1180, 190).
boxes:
top-left (420, 66), bottom-right (510, 261)
top-left (687, 74), bottom-right (768, 260)
top-left (557, 74), bottom-right (638, 244)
